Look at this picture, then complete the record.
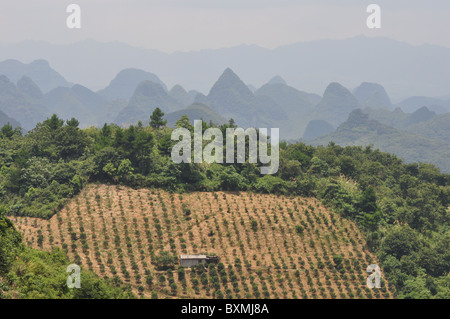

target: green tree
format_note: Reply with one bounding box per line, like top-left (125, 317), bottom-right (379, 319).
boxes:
top-left (158, 133), bottom-right (174, 156)
top-left (358, 186), bottom-right (382, 230)
top-left (150, 107), bottom-right (167, 129)
top-left (154, 251), bottom-right (177, 270)
top-left (176, 115), bottom-right (193, 130)
top-left (95, 123), bottom-right (114, 150)
top-left (45, 114), bottom-right (64, 131)
top-left (54, 124), bottom-right (88, 160)
top-left (21, 157), bottom-right (54, 189)
top-left (218, 166), bottom-right (245, 191)
top-left (380, 226), bottom-right (421, 261)
top-left (279, 158), bottom-right (302, 180)
top-left (1, 123), bottom-right (21, 139)
top-left (66, 118), bottom-right (80, 128)
top-left (94, 147), bottom-right (121, 179)
top-left (118, 159), bottom-right (134, 182)
top-left (359, 187), bottom-right (378, 214)
top-left (0, 217), bottom-right (22, 273)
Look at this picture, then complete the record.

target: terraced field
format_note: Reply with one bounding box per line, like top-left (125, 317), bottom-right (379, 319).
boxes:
top-left (11, 184), bottom-right (392, 299)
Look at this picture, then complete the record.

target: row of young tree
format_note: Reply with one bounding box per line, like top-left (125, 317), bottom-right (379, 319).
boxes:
top-left (0, 108), bottom-right (449, 298)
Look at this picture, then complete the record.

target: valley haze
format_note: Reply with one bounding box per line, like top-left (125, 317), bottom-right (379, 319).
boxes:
top-left (1, 35), bottom-right (450, 101)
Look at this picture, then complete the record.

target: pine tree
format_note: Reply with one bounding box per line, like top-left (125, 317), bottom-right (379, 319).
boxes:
top-left (359, 186), bottom-right (381, 230)
top-left (175, 115), bottom-right (193, 130)
top-left (150, 107), bottom-right (167, 129)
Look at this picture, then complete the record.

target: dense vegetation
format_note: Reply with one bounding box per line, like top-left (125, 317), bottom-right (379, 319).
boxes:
top-left (0, 110), bottom-right (449, 298)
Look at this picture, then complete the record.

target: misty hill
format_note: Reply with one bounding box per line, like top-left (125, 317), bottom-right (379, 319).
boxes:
top-left (247, 84), bottom-right (257, 93)
top-left (169, 85), bottom-right (195, 107)
top-left (365, 106), bottom-right (437, 130)
top-left (164, 103), bottom-right (227, 127)
top-left (17, 75), bottom-right (44, 103)
top-left (255, 80), bottom-right (315, 139)
top-left (310, 82), bottom-right (360, 127)
top-left (97, 68), bottom-right (167, 102)
top-left (44, 87), bottom-right (89, 123)
top-left (255, 81), bottom-right (315, 114)
top-left (395, 96), bottom-right (450, 114)
top-left (311, 109), bottom-right (450, 173)
top-left (362, 106), bottom-right (450, 146)
top-left (303, 120), bottom-right (335, 141)
top-left (115, 81), bottom-right (183, 125)
top-left (45, 84), bottom-right (115, 126)
top-left (0, 73), bottom-right (120, 130)
top-left (401, 107), bottom-right (436, 127)
top-left (405, 113), bottom-right (450, 143)
top-left (0, 109), bottom-right (20, 128)
top-left (0, 59), bottom-right (71, 93)
top-left (200, 68), bottom-right (287, 128)
top-left (353, 82), bottom-right (392, 110)
top-left (3, 36), bottom-right (450, 99)
top-left (267, 75), bottom-right (286, 85)
top-left (303, 92), bottom-right (322, 106)
top-left (0, 75), bottom-right (48, 130)
top-left (203, 68), bottom-right (255, 117)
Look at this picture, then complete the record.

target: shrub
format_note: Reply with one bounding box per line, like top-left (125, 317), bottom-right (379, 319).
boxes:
top-left (146, 275), bottom-right (154, 288)
top-left (177, 267), bottom-right (185, 281)
top-left (251, 219), bottom-right (258, 232)
top-left (154, 251), bottom-right (177, 270)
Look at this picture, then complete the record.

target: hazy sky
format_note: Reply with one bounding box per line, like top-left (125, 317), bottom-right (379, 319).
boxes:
top-left (1, 0), bottom-right (450, 52)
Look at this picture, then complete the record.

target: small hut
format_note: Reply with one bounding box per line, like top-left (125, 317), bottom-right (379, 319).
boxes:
top-left (179, 255), bottom-right (219, 267)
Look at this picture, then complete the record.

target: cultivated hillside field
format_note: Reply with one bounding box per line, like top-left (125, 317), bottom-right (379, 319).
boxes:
top-left (11, 184), bottom-right (392, 299)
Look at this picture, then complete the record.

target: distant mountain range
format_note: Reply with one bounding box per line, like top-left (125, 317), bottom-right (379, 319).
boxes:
top-left (196, 68), bottom-right (288, 128)
top-left (0, 59), bottom-right (71, 93)
top-left (0, 55), bottom-right (449, 172)
top-left (394, 96), bottom-right (450, 114)
top-left (2, 36), bottom-right (450, 100)
top-left (0, 59), bottom-right (449, 130)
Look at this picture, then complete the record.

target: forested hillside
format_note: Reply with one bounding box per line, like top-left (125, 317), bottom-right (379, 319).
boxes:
top-left (0, 111), bottom-right (449, 299)
top-left (312, 109), bottom-right (450, 173)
